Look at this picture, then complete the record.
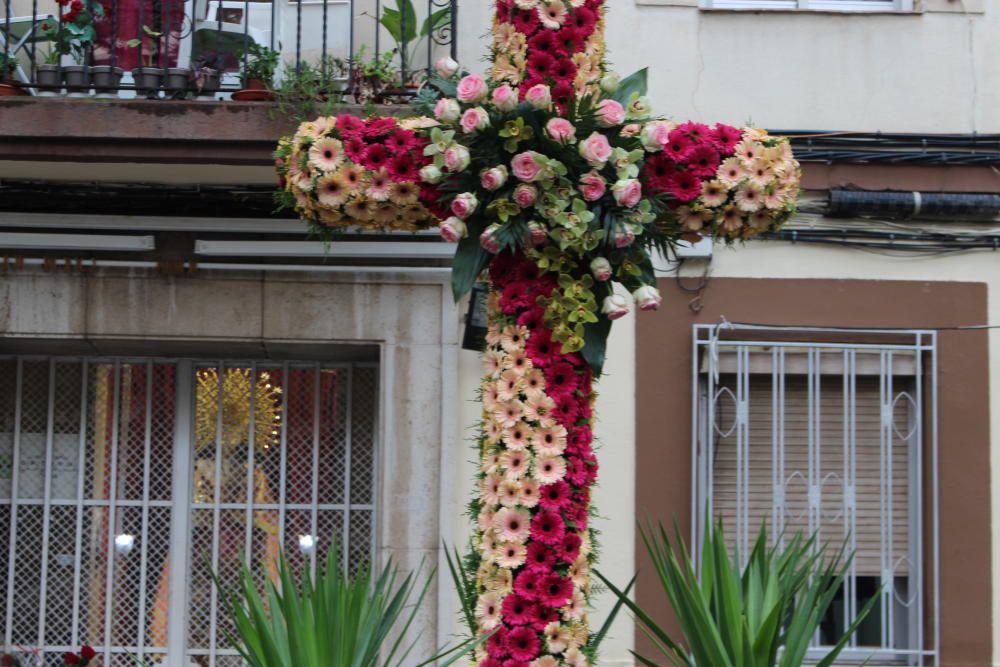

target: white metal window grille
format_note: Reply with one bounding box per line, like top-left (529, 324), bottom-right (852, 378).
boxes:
top-left (0, 357), bottom-right (378, 667)
top-left (701, 0), bottom-right (912, 12)
top-left (692, 325), bottom-right (938, 666)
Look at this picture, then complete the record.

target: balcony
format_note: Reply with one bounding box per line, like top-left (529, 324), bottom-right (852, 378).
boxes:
top-left (0, 0), bottom-right (456, 100)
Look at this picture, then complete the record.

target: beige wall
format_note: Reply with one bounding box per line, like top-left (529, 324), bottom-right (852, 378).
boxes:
top-left (457, 0), bottom-right (999, 133)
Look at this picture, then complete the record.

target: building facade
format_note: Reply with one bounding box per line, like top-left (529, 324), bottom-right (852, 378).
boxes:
top-left (2, 0), bottom-right (998, 665)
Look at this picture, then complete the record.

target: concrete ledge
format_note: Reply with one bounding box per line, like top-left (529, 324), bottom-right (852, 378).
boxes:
top-left (0, 98), bottom-right (406, 165)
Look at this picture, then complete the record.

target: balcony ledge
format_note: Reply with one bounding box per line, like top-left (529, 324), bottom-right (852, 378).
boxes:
top-left (0, 97), bottom-right (405, 166)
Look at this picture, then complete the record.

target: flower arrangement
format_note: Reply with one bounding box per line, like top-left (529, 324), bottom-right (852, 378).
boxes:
top-left (470, 252), bottom-right (599, 667)
top-left (40, 0), bottom-right (105, 65)
top-left (420, 65), bottom-right (799, 371)
top-left (62, 646), bottom-right (97, 665)
top-left (274, 114), bottom-right (442, 235)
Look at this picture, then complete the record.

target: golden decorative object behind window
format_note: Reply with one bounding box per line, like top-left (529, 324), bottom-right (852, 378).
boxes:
top-left (194, 367), bottom-right (283, 457)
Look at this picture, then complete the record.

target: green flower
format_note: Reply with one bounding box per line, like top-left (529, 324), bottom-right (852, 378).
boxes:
top-left (499, 118), bottom-right (534, 153)
top-left (611, 147), bottom-right (644, 180)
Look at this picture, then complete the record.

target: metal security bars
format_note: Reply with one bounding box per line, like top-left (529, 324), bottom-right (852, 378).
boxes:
top-left (0, 356), bottom-right (378, 667)
top-left (691, 325), bottom-right (938, 666)
top-left (0, 0), bottom-right (457, 96)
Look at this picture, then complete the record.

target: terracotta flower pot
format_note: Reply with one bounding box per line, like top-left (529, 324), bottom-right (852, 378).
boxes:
top-left (62, 64), bottom-right (90, 96)
top-left (241, 77), bottom-right (269, 90)
top-left (35, 64), bottom-right (60, 95)
top-left (164, 67), bottom-right (190, 99)
top-left (131, 66), bottom-right (162, 98)
top-left (0, 83), bottom-right (28, 96)
top-left (91, 65), bottom-right (123, 96)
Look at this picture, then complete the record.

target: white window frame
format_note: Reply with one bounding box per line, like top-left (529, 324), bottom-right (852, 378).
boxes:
top-left (700, 0), bottom-right (913, 12)
top-left (1, 355), bottom-right (379, 667)
top-left (691, 324), bottom-right (939, 666)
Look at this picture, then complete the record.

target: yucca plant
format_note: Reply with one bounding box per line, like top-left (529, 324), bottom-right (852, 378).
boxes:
top-left (214, 541), bottom-right (478, 667)
top-left (597, 520), bottom-right (879, 667)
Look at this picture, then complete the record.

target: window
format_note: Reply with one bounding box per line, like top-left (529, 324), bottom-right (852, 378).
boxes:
top-left (699, 0), bottom-right (913, 12)
top-left (692, 326), bottom-right (937, 665)
top-left (1, 357), bottom-right (378, 666)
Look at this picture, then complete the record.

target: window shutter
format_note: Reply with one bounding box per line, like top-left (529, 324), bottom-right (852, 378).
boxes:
top-left (711, 375), bottom-right (910, 575)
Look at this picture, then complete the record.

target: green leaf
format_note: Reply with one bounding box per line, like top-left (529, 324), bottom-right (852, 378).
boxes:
top-left (612, 67), bottom-right (648, 105)
top-left (420, 6), bottom-right (451, 39)
top-left (581, 311), bottom-right (612, 377)
top-left (450, 234), bottom-right (489, 303)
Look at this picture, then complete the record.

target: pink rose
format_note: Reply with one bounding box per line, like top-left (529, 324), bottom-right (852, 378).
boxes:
top-left (492, 84), bottom-right (519, 112)
top-left (456, 74), bottom-right (488, 103)
top-left (434, 98), bottom-right (460, 123)
top-left (451, 192), bottom-right (479, 219)
top-left (596, 99), bottom-right (626, 128)
top-left (480, 223), bottom-right (502, 254)
top-left (612, 179), bottom-right (643, 208)
top-left (614, 226), bottom-right (636, 248)
top-left (525, 221), bottom-right (548, 246)
top-left (620, 123), bottom-right (642, 138)
top-left (439, 216), bottom-right (466, 242)
top-left (641, 121), bottom-right (674, 152)
top-left (578, 132), bottom-right (613, 168)
top-left (511, 151), bottom-right (543, 182)
top-left (460, 107), bottom-right (490, 133)
top-left (513, 183), bottom-right (538, 208)
top-left (480, 166), bottom-right (509, 191)
top-left (525, 84), bottom-right (552, 110)
top-left (633, 286), bottom-right (662, 311)
top-left (579, 171), bottom-right (606, 202)
top-left (443, 145), bottom-right (470, 172)
top-left (545, 118), bottom-right (576, 144)
top-left (602, 294), bottom-right (629, 320)
top-left (590, 257), bottom-right (612, 282)
top-left (434, 56), bottom-right (459, 79)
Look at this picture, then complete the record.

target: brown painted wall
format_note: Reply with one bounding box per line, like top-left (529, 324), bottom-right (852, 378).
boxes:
top-left (635, 278), bottom-right (991, 666)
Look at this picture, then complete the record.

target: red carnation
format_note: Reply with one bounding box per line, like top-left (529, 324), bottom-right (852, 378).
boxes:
top-left (505, 627), bottom-right (541, 662)
top-left (79, 647), bottom-right (96, 661)
top-left (63, 654), bottom-right (80, 665)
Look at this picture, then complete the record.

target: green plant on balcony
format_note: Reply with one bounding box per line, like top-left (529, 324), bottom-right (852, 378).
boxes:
top-left (273, 56), bottom-right (349, 122)
top-left (39, 0), bottom-right (104, 65)
top-left (350, 45), bottom-right (401, 105)
top-left (598, 520), bottom-right (879, 667)
top-left (240, 43), bottom-right (280, 90)
top-left (372, 0), bottom-right (451, 80)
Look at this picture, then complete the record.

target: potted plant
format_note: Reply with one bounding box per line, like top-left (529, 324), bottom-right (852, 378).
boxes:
top-left (0, 53), bottom-right (27, 96)
top-left (350, 45), bottom-right (399, 105)
top-left (272, 56), bottom-right (348, 122)
top-left (127, 25), bottom-right (163, 98)
top-left (91, 61), bottom-right (124, 96)
top-left (189, 50), bottom-right (224, 99)
top-left (56, 0), bottom-right (104, 95)
top-left (232, 43), bottom-right (278, 100)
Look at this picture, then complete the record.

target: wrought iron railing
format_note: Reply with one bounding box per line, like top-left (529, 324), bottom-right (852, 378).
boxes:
top-left (0, 0), bottom-right (457, 99)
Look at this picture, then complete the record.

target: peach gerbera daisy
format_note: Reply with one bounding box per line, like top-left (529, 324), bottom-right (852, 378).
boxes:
top-left (531, 657), bottom-right (559, 667)
top-left (316, 173), bottom-right (348, 208)
top-left (544, 622), bottom-right (573, 654)
top-left (717, 157), bottom-right (745, 187)
top-left (496, 541), bottom-right (527, 568)
top-left (476, 592), bottom-right (503, 631)
top-left (366, 168), bottom-right (392, 202)
top-left (338, 164), bottom-right (365, 191)
top-left (519, 479), bottom-right (540, 508)
top-left (735, 183), bottom-right (764, 212)
top-left (493, 507), bottom-right (531, 542)
top-left (735, 138), bottom-right (761, 164)
top-left (523, 368), bottom-right (546, 397)
top-left (494, 400), bottom-right (524, 428)
top-left (308, 137), bottom-right (345, 172)
top-left (506, 350), bottom-right (532, 376)
top-left (700, 179), bottom-right (729, 208)
top-left (500, 325), bottom-right (529, 353)
top-left (568, 556), bottom-right (590, 587)
top-left (746, 158), bottom-right (775, 187)
top-left (538, 0), bottom-right (567, 29)
top-left (563, 590), bottom-right (587, 621)
top-left (497, 369), bottom-right (524, 402)
top-left (485, 417), bottom-right (503, 444)
top-left (483, 451), bottom-right (502, 475)
top-left (485, 324), bottom-right (503, 347)
top-left (478, 506), bottom-right (496, 532)
top-left (388, 181), bottom-right (420, 206)
top-left (534, 425), bottom-right (567, 456)
top-left (498, 479), bottom-right (523, 507)
top-left (371, 204), bottom-right (397, 226)
top-left (500, 449), bottom-right (530, 480)
top-left (502, 423), bottom-right (533, 451)
top-left (485, 568), bottom-right (513, 595)
top-left (720, 204), bottom-right (744, 233)
top-left (524, 393), bottom-right (557, 426)
top-left (343, 196), bottom-right (374, 221)
top-left (534, 455), bottom-right (566, 484)
top-left (484, 349), bottom-right (505, 376)
top-left (480, 474), bottom-right (503, 505)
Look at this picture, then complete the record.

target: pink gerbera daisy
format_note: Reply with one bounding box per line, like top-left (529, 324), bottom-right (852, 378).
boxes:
top-left (538, 481), bottom-right (571, 511)
top-left (527, 29), bottom-right (559, 56)
top-left (502, 594), bottom-right (538, 625)
top-left (669, 171), bottom-right (703, 203)
top-left (361, 143), bottom-right (390, 171)
top-left (487, 626), bottom-right (509, 659)
top-left (505, 627), bottom-right (541, 662)
top-left (538, 573), bottom-right (574, 608)
top-left (664, 129), bottom-right (695, 161)
top-left (387, 153), bottom-right (419, 182)
top-left (535, 455), bottom-right (567, 484)
top-left (525, 542), bottom-right (557, 571)
top-left (335, 113), bottom-right (365, 134)
top-left (502, 423), bottom-right (532, 451)
top-left (365, 168), bottom-right (393, 202)
top-left (553, 25), bottom-right (583, 55)
top-left (567, 5), bottom-right (596, 33)
top-left (534, 425), bottom-right (567, 456)
top-left (497, 540), bottom-right (528, 568)
top-left (711, 123), bottom-right (743, 154)
top-left (516, 307), bottom-right (546, 331)
top-left (678, 121), bottom-right (712, 142)
top-left (543, 362), bottom-right (579, 399)
top-left (511, 8), bottom-right (540, 35)
top-left (530, 509), bottom-right (566, 545)
top-left (522, 368), bottom-right (547, 397)
top-left (551, 394), bottom-right (580, 425)
top-left (525, 330), bottom-right (558, 367)
top-left (559, 532), bottom-right (582, 563)
top-left (515, 570), bottom-right (543, 601)
top-left (688, 144), bottom-right (722, 178)
top-left (385, 129), bottom-right (418, 152)
top-left (550, 58), bottom-right (577, 85)
top-left (527, 51), bottom-right (556, 80)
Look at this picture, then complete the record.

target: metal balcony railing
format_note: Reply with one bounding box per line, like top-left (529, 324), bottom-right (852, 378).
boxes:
top-left (0, 0), bottom-right (457, 99)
